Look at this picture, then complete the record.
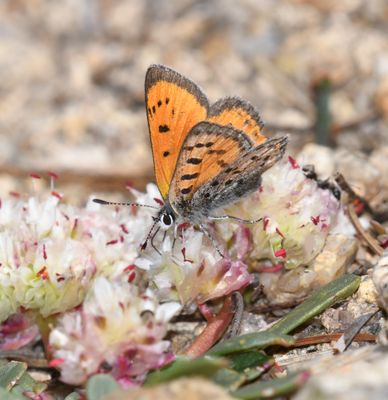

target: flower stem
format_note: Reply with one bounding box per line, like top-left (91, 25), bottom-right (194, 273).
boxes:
top-left (185, 296), bottom-right (234, 357)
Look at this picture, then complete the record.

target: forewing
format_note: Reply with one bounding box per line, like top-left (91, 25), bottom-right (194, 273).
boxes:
top-left (207, 97), bottom-right (267, 145)
top-left (192, 136), bottom-right (288, 212)
top-left (169, 121), bottom-right (254, 209)
top-left (145, 64), bottom-right (209, 199)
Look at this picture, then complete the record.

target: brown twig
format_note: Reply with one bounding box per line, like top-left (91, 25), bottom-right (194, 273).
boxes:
top-left (294, 332), bottom-right (376, 347)
top-left (0, 351), bottom-right (48, 368)
top-left (347, 203), bottom-right (383, 256)
top-left (334, 172), bottom-right (375, 215)
top-left (184, 296), bottom-right (234, 358)
top-left (333, 309), bottom-right (378, 352)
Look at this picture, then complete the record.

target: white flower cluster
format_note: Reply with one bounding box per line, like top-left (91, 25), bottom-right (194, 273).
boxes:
top-left (218, 158), bottom-right (342, 269)
top-left (0, 190), bottom-right (149, 322)
top-left (50, 277), bottom-right (179, 385)
top-left (0, 156), bottom-right (348, 385)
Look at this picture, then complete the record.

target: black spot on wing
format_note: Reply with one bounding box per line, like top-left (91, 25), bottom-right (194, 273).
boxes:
top-left (217, 160), bottom-right (228, 168)
top-left (159, 124), bottom-right (170, 133)
top-left (163, 151), bottom-right (170, 157)
top-left (187, 158), bottom-right (202, 165)
top-left (207, 149), bottom-right (226, 155)
top-left (181, 173), bottom-right (200, 181)
top-left (181, 186), bottom-right (193, 195)
top-left (157, 100), bottom-right (162, 107)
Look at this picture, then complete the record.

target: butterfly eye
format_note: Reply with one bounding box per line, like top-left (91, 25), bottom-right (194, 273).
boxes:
top-left (160, 213), bottom-right (174, 230)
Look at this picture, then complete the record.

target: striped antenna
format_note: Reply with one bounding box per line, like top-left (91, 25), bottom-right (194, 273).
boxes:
top-left (92, 198), bottom-right (159, 210)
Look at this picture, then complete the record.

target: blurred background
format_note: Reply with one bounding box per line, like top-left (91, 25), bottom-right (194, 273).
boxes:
top-left (0, 0), bottom-right (387, 203)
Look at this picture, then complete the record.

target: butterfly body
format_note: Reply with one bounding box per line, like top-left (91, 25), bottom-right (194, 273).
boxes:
top-left (144, 65), bottom-right (288, 252)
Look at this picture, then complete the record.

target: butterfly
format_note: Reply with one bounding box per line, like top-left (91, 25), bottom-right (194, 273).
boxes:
top-left (95, 64), bottom-right (288, 255)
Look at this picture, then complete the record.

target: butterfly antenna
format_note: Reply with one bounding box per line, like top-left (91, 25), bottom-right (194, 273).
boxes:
top-left (93, 198), bottom-right (159, 210)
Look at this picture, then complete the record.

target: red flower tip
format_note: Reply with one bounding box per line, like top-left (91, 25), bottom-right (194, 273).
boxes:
top-left (300, 370), bottom-right (311, 382)
top-left (258, 263), bottom-right (284, 273)
top-left (181, 248), bottom-right (194, 263)
top-left (106, 239), bottom-right (118, 246)
top-left (288, 156), bottom-right (299, 169)
top-left (9, 191), bottom-right (20, 198)
top-left (276, 227), bottom-right (285, 238)
top-left (48, 171), bottom-right (59, 179)
top-left (125, 180), bottom-right (135, 189)
top-left (380, 237), bottom-right (388, 249)
top-left (311, 215), bottom-right (320, 225)
top-left (29, 173), bottom-right (41, 179)
top-left (120, 223), bottom-right (129, 234)
top-left (263, 217), bottom-right (269, 231)
top-left (49, 358), bottom-right (64, 367)
top-left (274, 248), bottom-right (287, 258)
top-left (353, 199), bottom-right (365, 215)
top-left (178, 222), bottom-right (191, 230)
top-left (153, 197), bottom-right (164, 206)
top-left (127, 271), bottom-right (136, 283)
top-left (51, 191), bottom-right (62, 199)
top-left (42, 244), bottom-right (47, 260)
top-left (124, 264), bottom-right (136, 272)
top-left (37, 266), bottom-right (48, 280)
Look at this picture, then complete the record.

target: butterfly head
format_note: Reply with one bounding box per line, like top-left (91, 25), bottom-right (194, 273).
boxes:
top-left (157, 203), bottom-right (176, 231)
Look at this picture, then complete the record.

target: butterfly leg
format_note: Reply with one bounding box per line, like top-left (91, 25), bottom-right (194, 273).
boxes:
top-left (171, 222), bottom-right (179, 253)
top-left (208, 215), bottom-right (262, 224)
top-left (199, 223), bottom-right (225, 258)
top-left (150, 226), bottom-right (162, 255)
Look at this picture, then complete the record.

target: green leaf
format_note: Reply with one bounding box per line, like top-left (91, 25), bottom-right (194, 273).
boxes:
top-left (231, 351), bottom-right (274, 383)
top-left (86, 374), bottom-right (120, 400)
top-left (0, 387), bottom-right (28, 400)
top-left (213, 368), bottom-right (245, 391)
top-left (11, 369), bottom-right (47, 396)
top-left (229, 351), bottom-right (272, 373)
top-left (207, 332), bottom-right (295, 356)
top-left (213, 352), bottom-right (274, 390)
top-left (268, 274), bottom-right (361, 335)
top-left (0, 361), bottom-right (27, 391)
top-left (231, 370), bottom-right (309, 399)
top-left (65, 392), bottom-right (83, 400)
top-left (145, 356), bottom-right (227, 387)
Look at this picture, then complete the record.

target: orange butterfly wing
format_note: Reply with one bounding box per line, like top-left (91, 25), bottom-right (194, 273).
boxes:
top-left (145, 65), bottom-right (209, 199)
top-left (207, 97), bottom-right (267, 145)
top-left (169, 121), bottom-right (254, 206)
